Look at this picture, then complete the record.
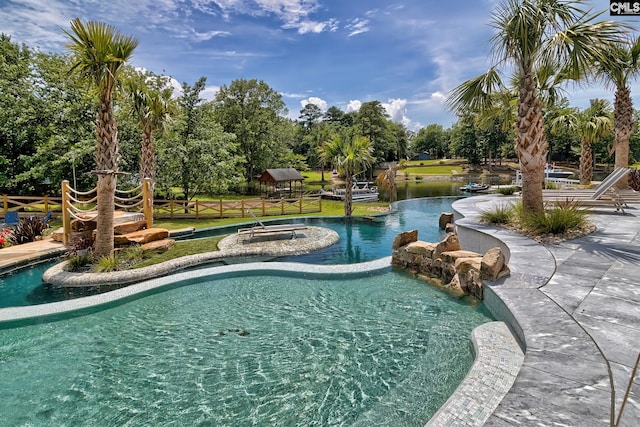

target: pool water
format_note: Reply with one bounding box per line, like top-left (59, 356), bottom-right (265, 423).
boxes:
top-left (0, 197), bottom-right (460, 308)
top-left (0, 270), bottom-right (493, 426)
top-left (195, 197), bottom-right (460, 264)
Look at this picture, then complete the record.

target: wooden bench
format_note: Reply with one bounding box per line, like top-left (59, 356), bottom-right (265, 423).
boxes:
top-left (237, 209), bottom-right (307, 241)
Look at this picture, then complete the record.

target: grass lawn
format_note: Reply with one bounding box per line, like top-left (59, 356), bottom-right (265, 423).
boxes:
top-left (132, 235), bottom-right (225, 269)
top-left (153, 199), bottom-right (389, 231)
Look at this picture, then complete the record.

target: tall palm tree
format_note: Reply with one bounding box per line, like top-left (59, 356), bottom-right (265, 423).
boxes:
top-left (551, 99), bottom-right (613, 185)
top-left (594, 36), bottom-right (640, 188)
top-left (319, 135), bottom-right (375, 216)
top-left (448, 0), bottom-right (626, 214)
top-left (376, 162), bottom-right (398, 203)
top-left (65, 19), bottom-right (138, 256)
top-left (128, 80), bottom-right (174, 185)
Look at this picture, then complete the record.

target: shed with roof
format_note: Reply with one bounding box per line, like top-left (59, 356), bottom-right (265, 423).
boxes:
top-left (258, 168), bottom-right (305, 199)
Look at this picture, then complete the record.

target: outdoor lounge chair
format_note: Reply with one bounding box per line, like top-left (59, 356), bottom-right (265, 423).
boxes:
top-left (1, 211), bottom-right (19, 228)
top-left (542, 167), bottom-right (631, 213)
top-left (237, 209), bottom-right (307, 241)
top-left (40, 211), bottom-right (52, 226)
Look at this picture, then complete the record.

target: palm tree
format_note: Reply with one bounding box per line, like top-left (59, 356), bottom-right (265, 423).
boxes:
top-left (65, 19), bottom-right (138, 256)
top-left (551, 99), bottom-right (613, 185)
top-left (594, 36), bottom-right (640, 188)
top-left (127, 80), bottom-right (174, 185)
top-left (376, 162), bottom-right (398, 203)
top-left (319, 135), bottom-right (375, 216)
top-left (448, 0), bottom-right (626, 214)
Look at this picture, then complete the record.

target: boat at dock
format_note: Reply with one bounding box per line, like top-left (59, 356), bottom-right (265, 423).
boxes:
top-left (321, 181), bottom-right (379, 202)
top-left (459, 183), bottom-right (490, 193)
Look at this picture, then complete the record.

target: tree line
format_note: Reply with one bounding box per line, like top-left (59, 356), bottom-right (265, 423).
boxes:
top-left (0, 33), bottom-right (411, 199)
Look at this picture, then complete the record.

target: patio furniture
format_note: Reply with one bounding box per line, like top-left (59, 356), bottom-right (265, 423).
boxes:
top-left (1, 212), bottom-right (19, 228)
top-left (237, 209), bottom-right (307, 241)
top-left (542, 167), bottom-right (631, 213)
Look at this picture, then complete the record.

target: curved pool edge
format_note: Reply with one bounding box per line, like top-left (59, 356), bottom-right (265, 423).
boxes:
top-left (426, 321), bottom-right (524, 426)
top-left (0, 257), bottom-right (392, 327)
top-left (42, 226), bottom-right (340, 287)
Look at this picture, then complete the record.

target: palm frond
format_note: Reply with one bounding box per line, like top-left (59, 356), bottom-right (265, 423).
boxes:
top-left (447, 67), bottom-right (505, 113)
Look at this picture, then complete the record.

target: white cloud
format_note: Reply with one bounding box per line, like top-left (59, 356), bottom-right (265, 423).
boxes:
top-left (300, 96), bottom-right (327, 110)
top-left (346, 100), bottom-right (362, 112)
top-left (201, 85), bottom-right (221, 101)
top-left (289, 19), bottom-right (339, 34)
top-left (382, 98), bottom-right (410, 126)
top-left (198, 0), bottom-right (339, 35)
top-left (346, 18), bottom-right (370, 37)
top-left (192, 30), bottom-right (231, 41)
top-left (167, 77), bottom-right (184, 97)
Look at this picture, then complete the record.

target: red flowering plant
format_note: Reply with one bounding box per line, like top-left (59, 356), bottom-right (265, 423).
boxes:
top-left (0, 228), bottom-right (12, 248)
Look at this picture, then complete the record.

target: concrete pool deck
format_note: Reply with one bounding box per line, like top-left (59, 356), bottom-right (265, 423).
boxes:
top-left (453, 195), bottom-right (640, 426)
top-left (1, 200), bottom-right (639, 425)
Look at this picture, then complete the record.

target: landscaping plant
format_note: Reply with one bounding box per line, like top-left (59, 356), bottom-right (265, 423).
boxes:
top-left (7, 217), bottom-right (48, 245)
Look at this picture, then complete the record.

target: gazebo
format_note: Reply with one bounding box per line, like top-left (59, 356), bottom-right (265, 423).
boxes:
top-left (259, 168), bottom-right (305, 199)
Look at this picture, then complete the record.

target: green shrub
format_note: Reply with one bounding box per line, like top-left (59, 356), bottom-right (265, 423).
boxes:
top-left (67, 253), bottom-right (94, 272)
top-left (522, 200), bottom-right (588, 234)
top-left (95, 254), bottom-right (120, 272)
top-left (479, 203), bottom-right (514, 224)
top-left (7, 217), bottom-right (49, 245)
top-left (544, 181), bottom-right (561, 189)
top-left (120, 244), bottom-right (145, 264)
top-left (496, 186), bottom-right (517, 196)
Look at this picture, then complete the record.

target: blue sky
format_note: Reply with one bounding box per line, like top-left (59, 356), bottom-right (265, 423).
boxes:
top-left (0, 0), bottom-right (635, 130)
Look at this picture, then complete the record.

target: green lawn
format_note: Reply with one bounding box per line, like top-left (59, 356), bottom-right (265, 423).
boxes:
top-left (132, 235), bottom-right (225, 268)
top-left (154, 199), bottom-right (389, 231)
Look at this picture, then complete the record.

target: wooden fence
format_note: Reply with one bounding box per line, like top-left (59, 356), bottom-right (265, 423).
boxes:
top-left (152, 196), bottom-right (322, 219)
top-left (2, 193), bottom-right (322, 220)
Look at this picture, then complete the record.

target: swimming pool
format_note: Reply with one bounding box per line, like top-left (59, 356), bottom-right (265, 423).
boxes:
top-left (0, 197), bottom-right (460, 308)
top-left (190, 197), bottom-right (460, 264)
top-left (0, 269), bottom-right (493, 426)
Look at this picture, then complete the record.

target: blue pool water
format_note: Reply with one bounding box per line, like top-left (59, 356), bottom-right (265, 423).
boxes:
top-left (0, 270), bottom-right (493, 426)
top-left (191, 197), bottom-right (460, 264)
top-left (0, 197), bottom-right (459, 308)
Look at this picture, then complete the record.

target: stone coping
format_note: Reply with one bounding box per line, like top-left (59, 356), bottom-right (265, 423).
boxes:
top-left (427, 322), bottom-right (524, 426)
top-left (452, 195), bottom-right (624, 426)
top-left (42, 226), bottom-right (339, 287)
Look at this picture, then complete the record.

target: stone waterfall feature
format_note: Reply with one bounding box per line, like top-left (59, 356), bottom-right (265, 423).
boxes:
top-left (391, 230), bottom-right (510, 299)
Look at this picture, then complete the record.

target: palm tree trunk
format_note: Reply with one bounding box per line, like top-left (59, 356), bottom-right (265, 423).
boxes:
top-left (345, 176), bottom-right (353, 216)
top-left (140, 129), bottom-right (155, 184)
top-left (614, 86), bottom-right (632, 188)
top-left (94, 96), bottom-right (119, 257)
top-left (580, 138), bottom-right (593, 185)
top-left (516, 68), bottom-right (546, 214)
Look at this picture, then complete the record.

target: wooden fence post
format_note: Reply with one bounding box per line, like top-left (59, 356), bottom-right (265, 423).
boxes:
top-left (43, 195), bottom-right (49, 214)
top-left (196, 200), bottom-right (199, 219)
top-left (219, 199), bottom-right (223, 218)
top-left (2, 194), bottom-right (7, 216)
top-left (299, 196), bottom-right (302, 214)
top-left (61, 180), bottom-right (71, 245)
top-left (281, 199), bottom-right (285, 215)
top-left (142, 178), bottom-right (153, 229)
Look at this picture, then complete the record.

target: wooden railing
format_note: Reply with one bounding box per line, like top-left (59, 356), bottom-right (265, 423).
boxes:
top-left (152, 196), bottom-right (322, 219)
top-left (2, 191), bottom-right (322, 224)
top-left (2, 195), bottom-right (63, 218)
